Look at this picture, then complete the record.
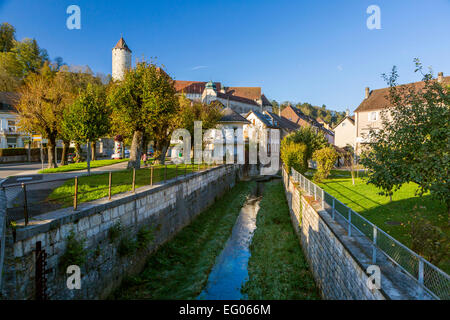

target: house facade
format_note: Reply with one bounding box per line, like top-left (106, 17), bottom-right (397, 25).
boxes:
top-left (0, 92), bottom-right (27, 149)
top-left (354, 72), bottom-right (449, 155)
top-left (333, 114), bottom-right (355, 148)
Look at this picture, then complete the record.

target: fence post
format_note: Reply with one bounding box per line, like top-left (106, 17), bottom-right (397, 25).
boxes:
top-left (418, 259), bottom-right (424, 299)
top-left (73, 177), bottom-right (78, 210)
top-left (321, 188), bottom-right (325, 209)
top-left (108, 171), bottom-right (112, 200)
top-left (372, 226), bottom-right (377, 263)
top-left (184, 163), bottom-right (187, 176)
top-left (348, 208), bottom-right (352, 236)
top-left (22, 183), bottom-right (29, 226)
top-left (175, 164), bottom-right (178, 180)
top-left (332, 198), bottom-right (335, 220)
top-left (164, 165), bottom-right (167, 182)
top-left (314, 184), bottom-right (317, 201)
top-left (132, 168), bottom-right (136, 193)
top-left (150, 165), bottom-right (153, 186)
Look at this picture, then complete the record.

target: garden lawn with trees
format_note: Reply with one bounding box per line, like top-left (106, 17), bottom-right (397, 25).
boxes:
top-left (47, 163), bottom-right (213, 207)
top-left (38, 159), bottom-right (128, 173)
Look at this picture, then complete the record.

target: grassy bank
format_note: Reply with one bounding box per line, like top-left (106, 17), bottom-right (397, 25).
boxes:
top-left (47, 163), bottom-right (210, 207)
top-left (111, 180), bottom-right (256, 300)
top-left (241, 180), bottom-right (320, 300)
top-left (39, 159), bottom-right (128, 173)
top-left (308, 169), bottom-right (449, 273)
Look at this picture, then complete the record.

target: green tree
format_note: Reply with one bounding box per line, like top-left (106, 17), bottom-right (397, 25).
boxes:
top-left (16, 65), bottom-right (73, 168)
top-left (176, 95), bottom-right (222, 138)
top-left (283, 126), bottom-right (328, 169)
top-left (280, 139), bottom-right (308, 174)
top-left (108, 61), bottom-right (178, 168)
top-left (11, 38), bottom-right (48, 77)
top-left (312, 146), bottom-right (338, 182)
top-left (361, 61), bottom-right (450, 212)
top-left (62, 83), bottom-right (110, 172)
top-left (0, 22), bottom-right (16, 52)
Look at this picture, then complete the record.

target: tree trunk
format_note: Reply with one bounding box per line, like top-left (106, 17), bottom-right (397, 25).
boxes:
top-left (60, 140), bottom-right (70, 166)
top-left (90, 141), bottom-right (96, 161)
top-left (47, 137), bottom-right (58, 168)
top-left (86, 141), bottom-right (91, 175)
top-left (74, 142), bottom-right (82, 163)
top-left (389, 194), bottom-right (392, 202)
top-left (155, 139), bottom-right (169, 165)
top-left (127, 130), bottom-right (143, 169)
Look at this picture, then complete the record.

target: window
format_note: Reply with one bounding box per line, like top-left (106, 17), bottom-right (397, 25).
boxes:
top-left (7, 137), bottom-right (17, 148)
top-left (368, 112), bottom-right (378, 121)
top-left (8, 120), bottom-right (16, 132)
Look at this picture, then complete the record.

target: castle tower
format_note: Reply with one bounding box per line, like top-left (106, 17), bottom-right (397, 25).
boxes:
top-left (112, 36), bottom-right (132, 81)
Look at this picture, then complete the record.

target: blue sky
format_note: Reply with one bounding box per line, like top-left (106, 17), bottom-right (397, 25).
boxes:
top-left (1, 0), bottom-right (449, 112)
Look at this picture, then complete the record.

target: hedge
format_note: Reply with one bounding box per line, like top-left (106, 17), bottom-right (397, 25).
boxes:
top-left (0, 147), bottom-right (75, 158)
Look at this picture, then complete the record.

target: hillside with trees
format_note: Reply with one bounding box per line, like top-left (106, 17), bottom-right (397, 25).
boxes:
top-left (271, 100), bottom-right (347, 128)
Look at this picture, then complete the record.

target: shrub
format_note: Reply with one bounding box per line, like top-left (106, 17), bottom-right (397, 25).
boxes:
top-left (280, 139), bottom-right (308, 174)
top-left (137, 225), bottom-right (155, 249)
top-left (409, 211), bottom-right (449, 266)
top-left (118, 235), bottom-right (138, 257)
top-left (312, 146), bottom-right (338, 182)
top-left (59, 229), bottom-right (86, 272)
top-left (0, 148), bottom-right (27, 157)
top-left (108, 221), bottom-right (122, 243)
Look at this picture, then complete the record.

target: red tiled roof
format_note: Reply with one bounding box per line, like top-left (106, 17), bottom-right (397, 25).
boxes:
top-left (217, 92), bottom-right (259, 106)
top-left (175, 80), bottom-right (222, 94)
top-left (354, 76), bottom-right (450, 113)
top-left (0, 92), bottom-right (20, 112)
top-left (113, 37), bottom-right (132, 53)
top-left (225, 87), bottom-right (261, 100)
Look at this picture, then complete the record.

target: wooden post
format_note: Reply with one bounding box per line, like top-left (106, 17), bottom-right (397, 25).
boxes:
top-left (164, 165), bottom-right (167, 182)
top-left (22, 183), bottom-right (29, 226)
top-left (175, 164), bottom-right (178, 180)
top-left (150, 165), bottom-right (153, 186)
top-left (73, 177), bottom-right (78, 210)
top-left (184, 163), bottom-right (187, 176)
top-left (132, 168), bottom-right (136, 193)
top-left (108, 171), bottom-right (112, 200)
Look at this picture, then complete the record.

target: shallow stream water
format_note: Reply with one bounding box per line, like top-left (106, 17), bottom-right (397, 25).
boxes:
top-left (197, 184), bottom-right (264, 300)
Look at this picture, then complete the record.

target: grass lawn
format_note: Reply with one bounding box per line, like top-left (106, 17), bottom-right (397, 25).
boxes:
top-left (47, 163), bottom-right (211, 207)
top-left (38, 159), bottom-right (129, 173)
top-left (241, 180), bottom-right (320, 300)
top-left (308, 169), bottom-right (449, 272)
top-left (111, 181), bottom-right (256, 299)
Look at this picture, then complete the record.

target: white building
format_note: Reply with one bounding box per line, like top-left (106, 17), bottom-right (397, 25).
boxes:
top-left (112, 37), bottom-right (132, 81)
top-left (0, 92), bottom-right (27, 148)
top-left (333, 111), bottom-right (355, 148)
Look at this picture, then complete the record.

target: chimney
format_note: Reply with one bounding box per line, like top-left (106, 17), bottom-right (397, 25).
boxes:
top-left (438, 72), bottom-right (444, 83)
top-left (365, 87), bottom-right (370, 99)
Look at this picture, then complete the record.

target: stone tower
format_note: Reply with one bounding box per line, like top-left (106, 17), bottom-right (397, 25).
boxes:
top-left (112, 36), bottom-right (132, 81)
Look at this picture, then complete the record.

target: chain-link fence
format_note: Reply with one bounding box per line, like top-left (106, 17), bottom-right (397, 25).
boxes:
top-left (290, 167), bottom-right (450, 300)
top-left (2, 162), bottom-right (218, 225)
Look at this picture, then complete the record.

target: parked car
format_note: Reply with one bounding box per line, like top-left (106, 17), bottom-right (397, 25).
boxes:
top-left (67, 153), bottom-right (75, 163)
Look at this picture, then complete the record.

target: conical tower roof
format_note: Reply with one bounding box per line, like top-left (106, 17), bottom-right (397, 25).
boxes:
top-left (113, 36), bottom-right (132, 53)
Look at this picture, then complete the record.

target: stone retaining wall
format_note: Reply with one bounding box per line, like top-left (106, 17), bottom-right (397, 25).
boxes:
top-left (0, 165), bottom-right (239, 300)
top-left (282, 168), bottom-right (422, 300)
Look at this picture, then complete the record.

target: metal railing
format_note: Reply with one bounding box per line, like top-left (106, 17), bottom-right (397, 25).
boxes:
top-left (289, 167), bottom-right (450, 300)
top-left (1, 162), bottom-right (219, 225)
